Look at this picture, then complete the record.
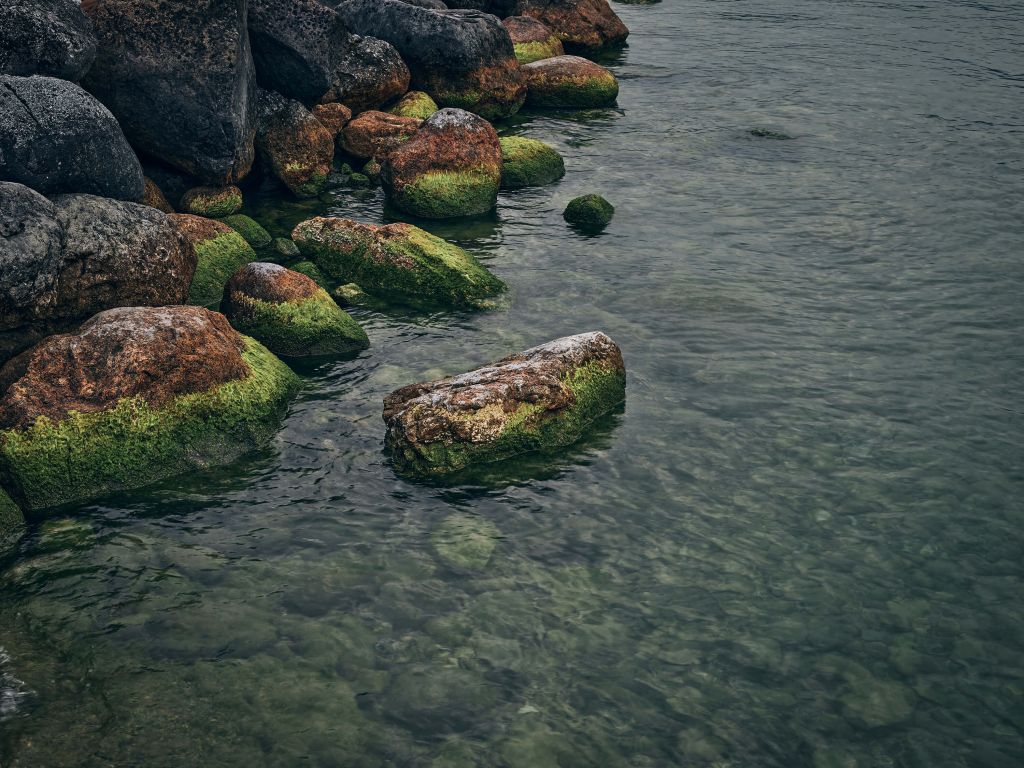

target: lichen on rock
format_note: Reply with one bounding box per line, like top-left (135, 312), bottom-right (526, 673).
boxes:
top-left (388, 91), bottom-right (439, 120)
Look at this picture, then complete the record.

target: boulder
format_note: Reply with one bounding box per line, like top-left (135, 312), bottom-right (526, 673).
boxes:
top-left (220, 215), bottom-right (273, 249)
top-left (221, 262), bottom-right (369, 357)
top-left (511, 0), bottom-right (628, 54)
top-left (0, 75), bottom-right (143, 201)
top-left (0, 0), bottom-right (97, 81)
top-left (1, 183), bottom-right (195, 363)
top-left (321, 35), bottom-right (410, 114)
top-left (522, 54), bottom-right (618, 107)
top-left (499, 136), bottom-right (564, 189)
top-left (248, 0), bottom-right (348, 105)
top-left (292, 217), bottom-right (505, 309)
top-left (502, 16), bottom-right (563, 64)
top-left (563, 193), bottom-right (613, 232)
top-left (0, 487), bottom-right (24, 544)
top-left (181, 186), bottom-right (244, 218)
top-left (340, 111), bottom-right (422, 161)
top-left (81, 0), bottom-right (257, 185)
top-left (336, 0), bottom-right (525, 120)
top-left (256, 89), bottom-right (335, 197)
top-left (312, 102), bottom-right (353, 138)
top-left (382, 331), bottom-right (625, 475)
top-left (169, 214), bottom-right (257, 307)
top-left (0, 305), bottom-right (298, 511)
top-left (142, 178), bottom-right (175, 213)
top-left (381, 108), bottom-right (502, 218)
top-left (389, 91), bottom-right (439, 119)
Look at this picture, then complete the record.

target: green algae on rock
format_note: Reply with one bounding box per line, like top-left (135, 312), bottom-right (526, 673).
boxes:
top-left (502, 16), bottom-right (565, 65)
top-left (389, 90), bottom-right (439, 120)
top-left (170, 214), bottom-right (258, 307)
top-left (522, 55), bottom-right (619, 108)
top-left (180, 185), bottom-right (244, 217)
top-left (288, 260), bottom-right (330, 290)
top-left (0, 306), bottom-right (298, 512)
top-left (0, 486), bottom-right (25, 544)
top-left (219, 214), bottom-right (273, 249)
top-left (221, 262), bottom-right (369, 358)
top-left (293, 216), bottom-right (505, 310)
top-left (382, 332), bottom-right (625, 476)
top-left (499, 136), bottom-right (565, 190)
top-left (563, 193), bottom-right (614, 232)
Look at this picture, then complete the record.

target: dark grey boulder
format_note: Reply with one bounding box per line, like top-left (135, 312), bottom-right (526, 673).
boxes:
top-left (322, 35), bottom-right (411, 113)
top-left (0, 0), bottom-right (97, 81)
top-left (0, 75), bottom-right (144, 201)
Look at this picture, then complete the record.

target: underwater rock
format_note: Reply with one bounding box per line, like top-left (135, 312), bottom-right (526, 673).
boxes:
top-left (750, 127), bottom-right (795, 141)
top-left (221, 262), bottom-right (369, 357)
top-left (293, 216), bottom-right (505, 309)
top-left (340, 110), bottom-right (423, 161)
top-left (381, 108), bottom-right (502, 219)
top-left (563, 193), bottom-right (613, 232)
top-left (522, 55), bottom-right (618, 107)
top-left (337, 0), bottom-right (526, 120)
top-left (322, 35), bottom-right (410, 114)
top-left (220, 215), bottom-right (273, 249)
top-left (256, 89), bottom-right (335, 197)
top-left (0, 74), bottom-right (143, 201)
top-left (312, 102), bottom-right (353, 138)
top-left (374, 665), bottom-right (502, 733)
top-left (499, 136), bottom-right (565, 189)
top-left (169, 214), bottom-right (257, 307)
top-left (432, 514), bottom-right (501, 569)
top-left (181, 186), bottom-right (244, 218)
top-left (0, 0), bottom-right (97, 81)
top-left (81, 0), bottom-right (257, 185)
top-left (511, 0), bottom-right (629, 54)
top-left (388, 90), bottom-right (440, 120)
top-left (382, 331), bottom-right (626, 475)
top-left (142, 178), bottom-right (175, 213)
top-left (502, 16), bottom-right (564, 64)
top-left (0, 487), bottom-right (25, 544)
top-left (0, 305), bottom-right (298, 511)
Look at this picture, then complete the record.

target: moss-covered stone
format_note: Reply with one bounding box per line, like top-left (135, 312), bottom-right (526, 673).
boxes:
top-left (333, 282), bottom-right (388, 310)
top-left (512, 37), bottom-right (565, 64)
top-left (288, 261), bottom-right (330, 290)
top-left (388, 169), bottom-right (500, 220)
top-left (563, 193), bottom-right (613, 232)
top-left (273, 237), bottom-right (301, 260)
top-left (0, 487), bottom-right (25, 543)
top-left (180, 185), bottom-right (244, 217)
top-left (499, 136), bottom-right (565, 189)
top-left (362, 159), bottom-right (382, 182)
top-left (171, 214), bottom-right (259, 307)
top-left (219, 214), bottom-right (273, 249)
top-left (293, 217), bottom-right (505, 310)
top-left (522, 55), bottom-right (619, 108)
top-left (503, 16), bottom-right (565, 65)
top-left (347, 172), bottom-right (372, 188)
top-left (388, 90), bottom-right (439, 120)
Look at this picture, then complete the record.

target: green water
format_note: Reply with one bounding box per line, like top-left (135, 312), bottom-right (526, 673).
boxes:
top-left (2, 1), bottom-right (1023, 765)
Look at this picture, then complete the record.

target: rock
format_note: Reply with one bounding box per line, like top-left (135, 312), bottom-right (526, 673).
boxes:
top-left (312, 102), bottom-right (353, 138)
top-left (381, 108), bottom-right (502, 218)
top-left (432, 514), bottom-right (500, 569)
top-left (0, 487), bottom-right (25, 544)
top-left (563, 193), bottom-right (613, 232)
top-left (389, 91), bottom-right (439, 120)
top-left (256, 89), bottom-right (335, 197)
top-left (502, 16), bottom-right (564, 64)
top-left (499, 136), bottom-right (564, 189)
top-left (522, 55), bottom-right (618, 108)
top-left (221, 262), bottom-right (369, 357)
top-left (511, 0), bottom-right (628, 54)
top-left (321, 35), bottom-right (410, 114)
top-left (0, 0), bottom-right (97, 80)
top-left (142, 164), bottom-right (194, 211)
top-left (750, 127), bottom-right (794, 141)
top-left (220, 215), bottom-right (273, 249)
top-left (248, 0), bottom-right (348, 105)
top-left (292, 217), bottom-right (505, 309)
top-left (0, 74), bottom-right (143, 201)
top-left (287, 260), bottom-right (330, 289)
top-left (181, 186), bottom-right (244, 218)
top-left (142, 178), bottom-right (175, 213)
top-left (1, 184), bottom-right (195, 363)
top-left (340, 111), bottom-right (422, 161)
top-left (81, 0), bottom-right (257, 184)
top-left (169, 214), bottom-right (257, 307)
top-left (333, 282), bottom-right (387, 310)
top-left (0, 305), bottom-right (298, 511)
top-left (362, 158), bottom-right (383, 182)
top-left (273, 237), bottom-right (301, 259)
top-left (383, 331), bottom-right (626, 475)
top-left (336, 0), bottom-right (525, 120)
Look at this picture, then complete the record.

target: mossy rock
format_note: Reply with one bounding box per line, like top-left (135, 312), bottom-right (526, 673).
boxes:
top-left (522, 56), bottom-right (619, 109)
top-left (333, 283), bottom-right (389, 311)
top-left (219, 214), bottom-right (273, 249)
top-left (273, 237), bottom-right (301, 260)
top-left (389, 91), bottom-right (439, 120)
top-left (432, 514), bottom-right (501, 570)
top-left (513, 36), bottom-right (564, 65)
top-left (362, 159), bottom-right (382, 182)
top-left (181, 186), bottom-right (243, 218)
top-left (563, 194), bottom-right (614, 233)
top-left (0, 487), bottom-right (25, 544)
top-left (389, 170), bottom-right (499, 220)
top-left (499, 136), bottom-right (565, 190)
top-left (347, 172), bottom-right (372, 188)
top-left (187, 228), bottom-right (258, 307)
top-left (288, 261), bottom-right (331, 290)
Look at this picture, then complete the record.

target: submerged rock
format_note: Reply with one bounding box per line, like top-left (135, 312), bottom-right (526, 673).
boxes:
top-left (220, 215), bottom-right (273, 249)
top-left (511, 0), bottom-right (629, 54)
top-left (169, 214), bottom-right (257, 307)
top-left (0, 74), bottom-right (143, 201)
top-left (292, 216), bottom-right (505, 309)
top-left (563, 193), bottom-right (613, 232)
top-left (499, 136), bottom-right (565, 189)
top-left (522, 55), bottom-right (618, 108)
top-left (389, 90), bottom-right (440, 120)
top-left (181, 186), bottom-right (244, 218)
top-left (256, 89), bottom-right (335, 197)
top-left (340, 110), bottom-right (423, 161)
top-left (0, 306), bottom-right (298, 511)
top-left (221, 262), bottom-right (369, 357)
top-left (381, 108), bottom-right (502, 219)
top-left (322, 35), bottom-right (410, 114)
top-left (383, 331), bottom-right (626, 475)
top-left (0, 0), bottom-right (97, 80)
top-left (502, 16), bottom-right (564, 64)
top-left (432, 514), bottom-right (501, 569)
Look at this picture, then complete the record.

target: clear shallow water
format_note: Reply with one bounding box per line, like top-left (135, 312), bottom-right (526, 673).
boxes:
top-left (2, 0), bottom-right (1024, 765)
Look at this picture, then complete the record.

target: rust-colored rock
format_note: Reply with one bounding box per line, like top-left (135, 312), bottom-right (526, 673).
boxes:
top-left (312, 102), bottom-right (353, 138)
top-left (142, 177), bottom-right (175, 213)
top-left (502, 16), bottom-right (564, 64)
top-left (225, 262), bottom-right (321, 306)
top-left (340, 110), bottom-right (423, 161)
top-left (522, 54), bottom-right (618, 108)
top-left (513, 0), bottom-right (628, 54)
top-left (256, 89), bottom-right (335, 197)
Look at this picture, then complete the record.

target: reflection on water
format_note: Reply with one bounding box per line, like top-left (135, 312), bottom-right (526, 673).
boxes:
top-left (3, 0), bottom-right (1024, 765)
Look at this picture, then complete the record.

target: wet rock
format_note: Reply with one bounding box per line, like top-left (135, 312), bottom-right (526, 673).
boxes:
top-left (0, 487), bottom-right (25, 544)
top-left (511, 0), bottom-right (629, 54)
top-left (750, 127), bottom-right (794, 141)
top-left (181, 186), bottom-right (244, 218)
top-left (248, 0), bottom-right (348, 105)
top-left (273, 237), bottom-right (301, 260)
top-left (321, 35), bottom-right (410, 114)
top-left (81, 0), bottom-right (257, 184)
top-left (340, 111), bottom-right (423, 161)
top-left (841, 674), bottom-right (916, 728)
top-left (522, 55), bottom-right (618, 107)
top-left (312, 102), bottom-right (353, 138)
top-left (221, 262), bottom-right (369, 357)
top-left (142, 164), bottom-right (194, 211)
top-left (382, 331), bottom-right (626, 475)
top-left (256, 89), bottom-right (335, 197)
top-left (36, 517), bottom-right (95, 553)
top-left (0, 0), bottom-right (97, 80)
top-left (432, 514), bottom-right (501, 569)
top-left (388, 91), bottom-right (439, 120)
top-left (499, 136), bottom-right (565, 189)
top-left (362, 158), bottom-right (383, 182)
top-left (1, 184), bottom-right (195, 364)
top-left (142, 178), bottom-right (175, 213)
top-left (0, 305), bottom-right (298, 511)
top-left (374, 665), bottom-right (501, 733)
top-left (502, 16), bottom-right (564, 64)
top-left (169, 214), bottom-right (257, 307)
top-left (381, 108), bottom-right (502, 218)
top-left (337, 0), bottom-right (525, 120)
top-left (220, 215), bottom-right (273, 249)
top-left (563, 193), bottom-right (613, 231)
top-left (293, 216), bottom-right (505, 309)
top-left (288, 260), bottom-right (330, 290)
top-left (0, 74), bottom-right (143, 201)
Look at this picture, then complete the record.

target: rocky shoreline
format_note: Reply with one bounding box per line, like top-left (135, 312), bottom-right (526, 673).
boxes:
top-left (0, 0), bottom-right (633, 540)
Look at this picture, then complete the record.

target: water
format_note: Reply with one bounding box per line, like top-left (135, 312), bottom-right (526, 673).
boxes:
top-left (2, 1), bottom-right (1023, 765)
